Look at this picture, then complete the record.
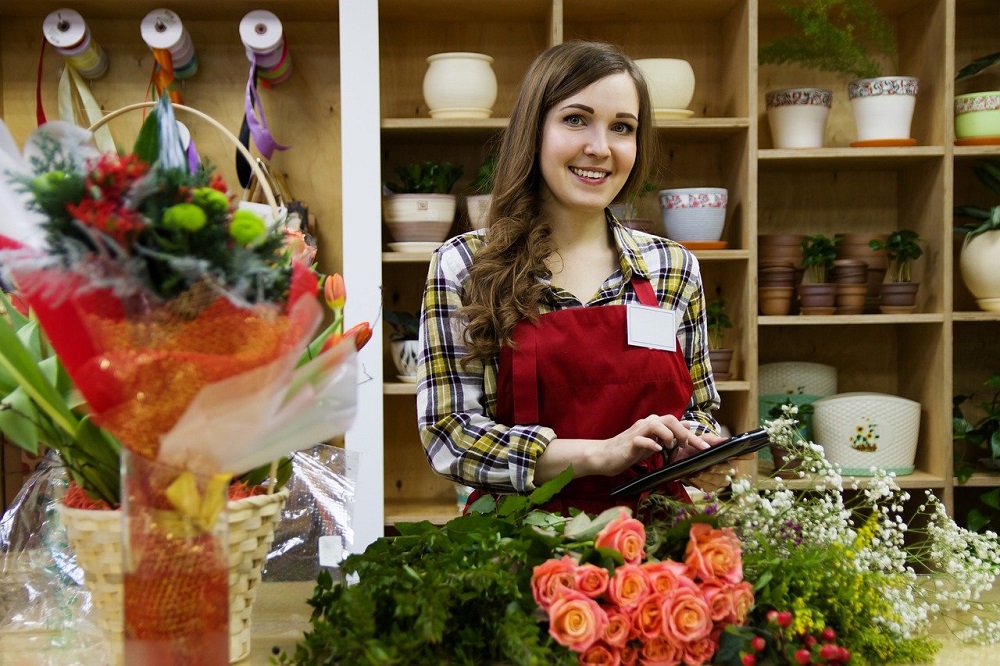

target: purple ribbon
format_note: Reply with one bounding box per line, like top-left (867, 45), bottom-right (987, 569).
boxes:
top-left (244, 53), bottom-right (290, 159)
top-left (187, 136), bottom-right (200, 175)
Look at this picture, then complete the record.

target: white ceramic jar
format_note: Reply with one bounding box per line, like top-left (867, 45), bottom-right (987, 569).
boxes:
top-left (765, 88), bottom-right (832, 148)
top-left (422, 52), bottom-right (498, 119)
top-left (848, 76), bottom-right (919, 142)
top-left (634, 58), bottom-right (695, 117)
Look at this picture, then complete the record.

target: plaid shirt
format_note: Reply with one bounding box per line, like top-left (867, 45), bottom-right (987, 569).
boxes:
top-left (416, 220), bottom-right (721, 493)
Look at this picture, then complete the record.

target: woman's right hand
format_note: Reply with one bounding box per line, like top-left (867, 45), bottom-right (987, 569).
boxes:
top-left (599, 414), bottom-right (710, 477)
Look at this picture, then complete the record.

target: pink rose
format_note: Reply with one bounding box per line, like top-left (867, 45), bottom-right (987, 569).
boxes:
top-left (633, 592), bottom-right (665, 640)
top-left (620, 643), bottom-right (639, 666)
top-left (532, 555), bottom-right (577, 610)
top-left (661, 587), bottom-right (713, 644)
top-left (684, 523), bottom-right (744, 584)
top-left (575, 563), bottom-right (610, 599)
top-left (640, 636), bottom-right (685, 666)
top-left (700, 581), bottom-right (735, 622)
top-left (682, 633), bottom-right (719, 665)
top-left (282, 228), bottom-right (317, 266)
top-left (547, 589), bottom-right (609, 653)
top-left (642, 560), bottom-right (694, 595)
top-left (730, 581), bottom-right (755, 624)
top-left (579, 641), bottom-right (621, 666)
top-left (602, 609), bottom-right (632, 648)
top-left (606, 564), bottom-right (651, 610)
top-left (595, 508), bottom-right (646, 564)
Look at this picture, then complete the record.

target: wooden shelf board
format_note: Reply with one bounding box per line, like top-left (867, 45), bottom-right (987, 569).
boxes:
top-left (760, 313), bottom-right (945, 325)
top-left (383, 251), bottom-right (434, 263)
top-left (954, 146), bottom-right (1000, 160)
top-left (384, 382), bottom-right (417, 395)
top-left (380, 0), bottom-right (551, 22)
top-left (716, 380), bottom-right (750, 392)
top-left (759, 146), bottom-right (944, 170)
top-left (955, 471), bottom-right (1000, 488)
top-left (693, 249), bottom-right (750, 261)
top-left (755, 465), bottom-right (946, 490)
top-left (385, 498), bottom-right (460, 526)
top-left (953, 311), bottom-right (1000, 322)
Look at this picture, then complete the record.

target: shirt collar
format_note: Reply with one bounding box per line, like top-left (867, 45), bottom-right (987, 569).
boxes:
top-left (608, 212), bottom-right (652, 282)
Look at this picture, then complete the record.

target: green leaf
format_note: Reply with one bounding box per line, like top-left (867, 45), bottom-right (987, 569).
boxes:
top-left (955, 463), bottom-right (976, 484)
top-left (980, 488), bottom-right (1000, 511)
top-left (394, 520), bottom-right (439, 537)
top-left (967, 508), bottom-right (991, 533)
top-left (956, 51), bottom-right (1000, 82)
top-left (991, 430), bottom-right (1000, 460)
top-left (133, 105), bottom-right (161, 165)
top-left (0, 388), bottom-right (42, 453)
top-left (467, 493), bottom-right (496, 515)
top-left (564, 506), bottom-right (622, 541)
top-left (497, 494), bottom-right (530, 517)
top-left (0, 291), bottom-right (29, 331)
top-left (527, 467), bottom-right (573, 506)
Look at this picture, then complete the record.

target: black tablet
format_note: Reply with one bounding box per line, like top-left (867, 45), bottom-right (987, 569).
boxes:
top-left (609, 428), bottom-right (771, 498)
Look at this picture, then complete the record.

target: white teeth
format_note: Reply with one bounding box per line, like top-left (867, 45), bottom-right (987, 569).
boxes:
top-left (570, 167), bottom-right (606, 180)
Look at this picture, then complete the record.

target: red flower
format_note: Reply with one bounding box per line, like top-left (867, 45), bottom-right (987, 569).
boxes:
top-left (86, 153), bottom-right (149, 201)
top-left (66, 198), bottom-right (147, 247)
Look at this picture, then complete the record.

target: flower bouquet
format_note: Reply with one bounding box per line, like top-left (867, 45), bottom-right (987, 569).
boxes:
top-left (0, 96), bottom-right (367, 664)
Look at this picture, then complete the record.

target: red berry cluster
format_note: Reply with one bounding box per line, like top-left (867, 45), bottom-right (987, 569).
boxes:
top-left (740, 610), bottom-right (851, 665)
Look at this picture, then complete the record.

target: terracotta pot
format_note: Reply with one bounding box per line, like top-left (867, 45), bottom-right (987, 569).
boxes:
top-left (759, 286), bottom-right (794, 315)
top-left (769, 443), bottom-right (805, 478)
top-left (797, 283), bottom-right (836, 315)
top-left (709, 348), bottom-right (733, 380)
top-left (830, 258), bottom-right (868, 285)
top-left (879, 282), bottom-right (919, 314)
top-left (835, 283), bottom-right (868, 315)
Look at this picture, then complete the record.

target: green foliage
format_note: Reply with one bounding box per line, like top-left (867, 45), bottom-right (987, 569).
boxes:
top-left (277, 469), bottom-right (591, 665)
top-left (955, 160), bottom-right (1000, 240)
top-left (800, 234), bottom-right (839, 283)
top-left (956, 51), bottom-right (1000, 82)
top-left (954, 373), bottom-right (1000, 531)
top-left (383, 310), bottom-right (420, 341)
top-left (869, 229), bottom-right (922, 282)
top-left (385, 161), bottom-right (464, 194)
top-left (706, 296), bottom-right (733, 350)
top-left (469, 153), bottom-right (497, 194)
top-left (758, 0), bottom-right (897, 79)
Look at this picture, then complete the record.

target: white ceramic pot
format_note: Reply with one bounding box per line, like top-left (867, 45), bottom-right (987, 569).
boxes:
top-left (391, 339), bottom-right (421, 381)
top-left (658, 187), bottom-right (727, 241)
top-left (960, 230), bottom-right (1000, 311)
top-left (634, 58), bottom-right (695, 115)
top-left (382, 194), bottom-right (456, 242)
top-left (465, 193), bottom-right (492, 230)
top-left (812, 392), bottom-right (921, 476)
top-left (954, 91), bottom-right (1000, 140)
top-left (765, 88), bottom-right (832, 148)
top-left (422, 52), bottom-right (498, 119)
top-left (848, 76), bottom-right (919, 142)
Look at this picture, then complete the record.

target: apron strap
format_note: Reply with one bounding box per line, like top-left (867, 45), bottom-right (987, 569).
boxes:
top-left (632, 275), bottom-right (659, 307)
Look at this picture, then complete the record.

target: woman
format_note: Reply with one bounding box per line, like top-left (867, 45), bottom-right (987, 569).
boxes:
top-left (417, 40), bottom-right (728, 514)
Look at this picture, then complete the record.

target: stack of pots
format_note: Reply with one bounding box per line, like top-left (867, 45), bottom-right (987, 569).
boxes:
top-left (830, 259), bottom-right (868, 314)
top-left (758, 234), bottom-right (804, 315)
top-left (835, 233), bottom-right (888, 313)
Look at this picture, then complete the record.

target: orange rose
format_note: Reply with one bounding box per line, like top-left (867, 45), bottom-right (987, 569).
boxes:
top-left (700, 581), bottom-right (735, 622)
top-left (661, 587), bottom-right (713, 645)
top-left (684, 523), bottom-right (744, 584)
top-left (606, 564), bottom-right (651, 610)
top-left (642, 559), bottom-right (693, 595)
top-left (640, 635), bottom-right (684, 666)
top-left (602, 608), bottom-right (632, 647)
top-left (575, 563), bottom-right (611, 599)
top-left (547, 589), bottom-right (609, 653)
top-left (620, 643), bottom-right (639, 666)
top-left (683, 633), bottom-right (719, 666)
top-left (633, 592), bottom-right (665, 640)
top-left (579, 641), bottom-right (621, 666)
top-left (595, 507), bottom-right (646, 564)
top-left (730, 580), bottom-right (755, 624)
top-left (532, 555), bottom-right (577, 610)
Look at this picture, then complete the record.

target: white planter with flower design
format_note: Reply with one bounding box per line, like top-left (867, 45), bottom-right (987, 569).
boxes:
top-left (848, 76), bottom-right (919, 143)
top-left (812, 392), bottom-right (921, 476)
top-left (765, 88), bottom-right (832, 148)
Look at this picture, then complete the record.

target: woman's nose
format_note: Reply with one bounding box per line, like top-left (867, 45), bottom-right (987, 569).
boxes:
top-left (583, 129), bottom-right (610, 157)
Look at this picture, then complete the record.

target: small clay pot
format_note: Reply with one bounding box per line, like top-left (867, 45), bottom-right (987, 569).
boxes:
top-left (797, 283), bottom-right (837, 315)
top-left (835, 283), bottom-right (869, 314)
top-left (879, 281), bottom-right (919, 314)
top-left (759, 286), bottom-right (795, 315)
top-left (709, 348), bottom-right (733, 380)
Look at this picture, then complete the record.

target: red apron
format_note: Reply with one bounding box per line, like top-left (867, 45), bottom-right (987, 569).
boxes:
top-left (471, 276), bottom-right (695, 515)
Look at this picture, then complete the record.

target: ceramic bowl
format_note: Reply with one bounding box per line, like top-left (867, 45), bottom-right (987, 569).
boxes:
top-left (812, 392), bottom-right (921, 476)
top-left (382, 194), bottom-right (456, 242)
top-left (955, 91), bottom-right (1000, 139)
top-left (658, 188), bottom-right (726, 241)
top-left (634, 58), bottom-right (695, 111)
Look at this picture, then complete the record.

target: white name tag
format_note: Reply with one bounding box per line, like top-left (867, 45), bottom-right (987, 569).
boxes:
top-left (626, 304), bottom-right (677, 351)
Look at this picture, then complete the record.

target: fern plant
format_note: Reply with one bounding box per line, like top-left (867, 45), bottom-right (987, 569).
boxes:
top-left (759, 0), bottom-right (897, 80)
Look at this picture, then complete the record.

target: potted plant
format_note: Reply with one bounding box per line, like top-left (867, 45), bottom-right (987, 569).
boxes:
top-left (758, 0), bottom-right (917, 145)
top-left (384, 309), bottom-right (421, 381)
top-left (954, 159), bottom-right (1000, 311)
top-left (465, 152), bottom-right (496, 231)
top-left (797, 234), bottom-right (838, 314)
top-left (954, 49), bottom-right (1000, 143)
top-left (953, 372), bottom-right (1000, 532)
top-left (382, 161), bottom-right (463, 246)
top-left (706, 295), bottom-right (734, 381)
top-left (869, 229), bottom-right (923, 313)
top-left (610, 178), bottom-right (659, 234)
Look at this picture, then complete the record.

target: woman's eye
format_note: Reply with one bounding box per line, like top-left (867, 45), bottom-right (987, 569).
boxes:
top-left (564, 114), bottom-right (585, 127)
top-left (612, 121), bottom-right (636, 135)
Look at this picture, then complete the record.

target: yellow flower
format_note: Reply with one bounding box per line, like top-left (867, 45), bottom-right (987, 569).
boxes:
top-left (163, 202), bottom-right (207, 232)
top-left (229, 209), bottom-right (267, 246)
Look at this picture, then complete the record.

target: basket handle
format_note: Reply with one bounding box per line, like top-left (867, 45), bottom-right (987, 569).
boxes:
top-left (88, 102), bottom-right (280, 221)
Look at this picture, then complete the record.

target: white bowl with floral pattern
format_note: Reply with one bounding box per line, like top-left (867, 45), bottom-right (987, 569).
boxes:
top-left (658, 187), bottom-right (727, 241)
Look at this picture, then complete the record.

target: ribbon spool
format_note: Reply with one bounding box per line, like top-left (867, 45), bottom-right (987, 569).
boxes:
top-left (239, 10), bottom-right (292, 86)
top-left (42, 9), bottom-right (108, 80)
top-left (141, 9), bottom-right (198, 80)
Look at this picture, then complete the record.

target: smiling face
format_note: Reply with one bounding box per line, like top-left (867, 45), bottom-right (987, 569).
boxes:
top-left (538, 72), bottom-right (640, 222)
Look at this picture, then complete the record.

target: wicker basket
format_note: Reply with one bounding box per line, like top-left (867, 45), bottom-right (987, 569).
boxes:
top-left (57, 487), bottom-right (289, 663)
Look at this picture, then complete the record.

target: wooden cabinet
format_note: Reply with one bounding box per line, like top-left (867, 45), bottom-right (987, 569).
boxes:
top-left (374, 0), bottom-right (1000, 531)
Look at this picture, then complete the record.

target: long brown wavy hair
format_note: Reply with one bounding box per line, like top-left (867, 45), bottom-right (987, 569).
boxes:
top-left (459, 40), bottom-right (656, 366)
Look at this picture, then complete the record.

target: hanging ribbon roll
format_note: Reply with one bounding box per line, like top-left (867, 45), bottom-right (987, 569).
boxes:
top-left (240, 10), bottom-right (293, 87)
top-left (38, 9), bottom-right (113, 152)
top-left (141, 9), bottom-right (198, 104)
